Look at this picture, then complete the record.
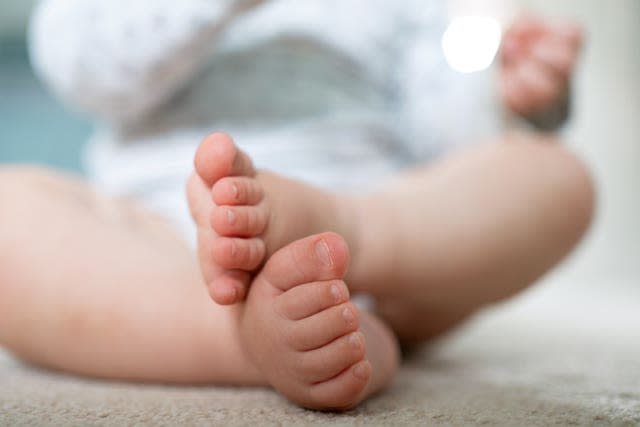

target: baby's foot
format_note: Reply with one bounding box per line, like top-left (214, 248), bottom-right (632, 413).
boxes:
top-left (240, 232), bottom-right (399, 410)
top-left (188, 133), bottom-right (358, 305)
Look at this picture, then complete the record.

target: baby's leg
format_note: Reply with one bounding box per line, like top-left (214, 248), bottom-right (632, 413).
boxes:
top-left (0, 167), bottom-right (264, 384)
top-left (350, 133), bottom-right (596, 342)
top-left (191, 132), bottom-right (595, 344)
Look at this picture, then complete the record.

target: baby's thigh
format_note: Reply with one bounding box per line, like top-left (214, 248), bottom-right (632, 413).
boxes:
top-left (0, 165), bottom-right (192, 274)
top-left (0, 166), bottom-right (260, 384)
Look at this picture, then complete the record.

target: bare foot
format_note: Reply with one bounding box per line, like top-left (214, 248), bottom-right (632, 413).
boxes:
top-left (239, 232), bottom-right (399, 410)
top-left (188, 133), bottom-right (359, 305)
top-left (187, 132), bottom-right (475, 344)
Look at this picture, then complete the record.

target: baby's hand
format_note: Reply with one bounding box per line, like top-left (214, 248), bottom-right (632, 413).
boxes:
top-left (499, 16), bottom-right (583, 118)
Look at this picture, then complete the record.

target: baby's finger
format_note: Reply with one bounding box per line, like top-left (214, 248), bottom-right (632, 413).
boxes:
top-left (503, 59), bottom-right (562, 116)
top-left (531, 37), bottom-right (577, 77)
top-left (507, 16), bottom-right (546, 40)
top-left (516, 59), bottom-right (563, 108)
top-left (553, 21), bottom-right (584, 48)
top-left (501, 17), bottom-right (546, 63)
top-left (501, 69), bottom-right (531, 116)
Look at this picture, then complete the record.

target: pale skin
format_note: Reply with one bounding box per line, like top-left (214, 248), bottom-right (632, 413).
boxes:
top-left (0, 19), bottom-right (591, 410)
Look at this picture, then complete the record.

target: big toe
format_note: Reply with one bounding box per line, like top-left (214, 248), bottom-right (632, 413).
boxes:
top-left (194, 132), bottom-right (256, 186)
top-left (261, 232), bottom-right (350, 293)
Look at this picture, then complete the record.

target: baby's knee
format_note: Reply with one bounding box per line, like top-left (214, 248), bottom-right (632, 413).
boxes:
top-left (0, 165), bottom-right (68, 191)
top-left (0, 166), bottom-right (62, 276)
top-left (493, 135), bottom-right (596, 243)
top-left (510, 138), bottom-right (596, 245)
top-left (0, 165), bottom-right (52, 220)
top-left (0, 166), bottom-right (62, 212)
top-left (543, 143), bottom-right (596, 239)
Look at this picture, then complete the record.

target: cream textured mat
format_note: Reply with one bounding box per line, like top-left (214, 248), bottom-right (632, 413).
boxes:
top-left (2, 282), bottom-right (639, 426)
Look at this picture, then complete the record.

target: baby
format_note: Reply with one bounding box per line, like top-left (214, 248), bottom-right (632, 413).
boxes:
top-left (0, 0), bottom-right (591, 411)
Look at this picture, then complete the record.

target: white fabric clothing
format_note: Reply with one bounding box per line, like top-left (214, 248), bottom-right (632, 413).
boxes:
top-left (30, 0), bottom-right (505, 242)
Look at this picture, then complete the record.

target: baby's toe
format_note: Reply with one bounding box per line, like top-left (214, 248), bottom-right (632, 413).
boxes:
top-left (208, 270), bottom-right (252, 305)
top-left (212, 176), bottom-right (264, 206)
top-left (260, 233), bottom-right (350, 293)
top-left (194, 133), bottom-right (255, 186)
top-left (295, 331), bottom-right (366, 384)
top-left (212, 237), bottom-right (266, 271)
top-left (286, 302), bottom-right (360, 351)
top-left (211, 204), bottom-right (268, 238)
top-left (307, 360), bottom-right (371, 411)
top-left (275, 280), bottom-right (349, 321)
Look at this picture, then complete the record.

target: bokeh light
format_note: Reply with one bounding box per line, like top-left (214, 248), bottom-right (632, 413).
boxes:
top-left (441, 16), bottom-right (502, 73)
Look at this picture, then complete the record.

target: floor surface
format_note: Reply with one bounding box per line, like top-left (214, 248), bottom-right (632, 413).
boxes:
top-left (2, 280), bottom-right (639, 426)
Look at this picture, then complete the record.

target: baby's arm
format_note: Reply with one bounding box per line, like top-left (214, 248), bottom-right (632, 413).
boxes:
top-left (30, 0), bottom-right (265, 125)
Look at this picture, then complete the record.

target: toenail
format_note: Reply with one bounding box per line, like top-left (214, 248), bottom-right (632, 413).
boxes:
top-left (230, 241), bottom-right (237, 257)
top-left (353, 362), bottom-right (370, 380)
top-left (330, 284), bottom-right (342, 303)
top-left (348, 333), bottom-right (362, 349)
top-left (315, 240), bottom-right (332, 267)
top-left (230, 183), bottom-right (239, 199)
top-left (342, 307), bottom-right (355, 325)
top-left (226, 208), bottom-right (236, 225)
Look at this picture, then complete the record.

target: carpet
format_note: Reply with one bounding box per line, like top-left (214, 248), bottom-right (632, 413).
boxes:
top-left (2, 280), bottom-right (639, 426)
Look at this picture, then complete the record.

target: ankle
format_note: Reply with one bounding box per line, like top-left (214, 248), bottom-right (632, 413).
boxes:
top-left (342, 195), bottom-right (396, 295)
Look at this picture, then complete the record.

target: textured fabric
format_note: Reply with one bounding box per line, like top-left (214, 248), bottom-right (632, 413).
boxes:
top-left (2, 281), bottom-right (638, 426)
top-left (30, 0), bottom-right (244, 123)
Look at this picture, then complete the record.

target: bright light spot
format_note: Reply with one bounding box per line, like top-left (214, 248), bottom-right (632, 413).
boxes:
top-left (442, 16), bottom-right (502, 73)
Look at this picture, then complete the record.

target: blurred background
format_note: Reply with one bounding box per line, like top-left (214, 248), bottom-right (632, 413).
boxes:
top-left (0, 0), bottom-right (90, 171)
top-left (0, 0), bottom-right (638, 295)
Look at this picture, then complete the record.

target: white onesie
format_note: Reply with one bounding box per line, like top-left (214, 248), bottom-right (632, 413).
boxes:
top-left (30, 0), bottom-right (504, 242)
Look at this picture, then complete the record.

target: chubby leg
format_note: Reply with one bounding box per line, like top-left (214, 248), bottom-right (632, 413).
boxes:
top-left (192, 132), bottom-right (595, 343)
top-left (350, 133), bottom-right (596, 342)
top-left (0, 167), bottom-right (263, 384)
top-left (0, 167), bottom-right (397, 409)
